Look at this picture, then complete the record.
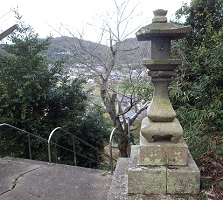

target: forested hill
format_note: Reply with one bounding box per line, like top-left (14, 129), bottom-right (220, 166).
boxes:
top-left (46, 36), bottom-right (107, 56)
top-left (45, 36), bottom-right (150, 64)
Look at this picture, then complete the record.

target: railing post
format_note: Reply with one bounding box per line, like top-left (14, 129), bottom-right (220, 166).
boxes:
top-left (109, 128), bottom-right (117, 174)
top-left (48, 141), bottom-right (52, 164)
top-left (54, 144), bottom-right (58, 163)
top-left (27, 133), bottom-right (32, 159)
top-left (127, 138), bottom-right (131, 158)
top-left (72, 135), bottom-right (77, 166)
top-left (96, 152), bottom-right (99, 169)
top-left (48, 127), bottom-right (61, 164)
top-left (127, 118), bottom-right (131, 158)
top-left (109, 127), bottom-right (131, 173)
top-left (109, 141), bottom-right (114, 174)
top-left (127, 117), bottom-right (130, 138)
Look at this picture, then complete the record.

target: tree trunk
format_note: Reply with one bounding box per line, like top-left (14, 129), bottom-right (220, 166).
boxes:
top-left (118, 136), bottom-right (128, 157)
top-left (116, 120), bottom-right (129, 157)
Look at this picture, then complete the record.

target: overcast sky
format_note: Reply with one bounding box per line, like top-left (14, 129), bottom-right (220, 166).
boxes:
top-left (1, 0), bottom-right (191, 44)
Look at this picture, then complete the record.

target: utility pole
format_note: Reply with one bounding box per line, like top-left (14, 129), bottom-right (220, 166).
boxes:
top-left (0, 24), bottom-right (18, 40)
top-left (0, 24), bottom-right (18, 57)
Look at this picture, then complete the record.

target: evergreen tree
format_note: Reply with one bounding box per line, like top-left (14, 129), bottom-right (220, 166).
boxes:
top-left (0, 18), bottom-right (110, 167)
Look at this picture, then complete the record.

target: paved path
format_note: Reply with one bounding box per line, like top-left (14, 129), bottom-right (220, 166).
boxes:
top-left (0, 157), bottom-right (112, 200)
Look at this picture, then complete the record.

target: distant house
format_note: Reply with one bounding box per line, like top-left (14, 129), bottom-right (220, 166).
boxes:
top-left (87, 79), bottom-right (94, 85)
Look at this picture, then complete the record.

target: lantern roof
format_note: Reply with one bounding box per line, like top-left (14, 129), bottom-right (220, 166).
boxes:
top-left (136, 9), bottom-right (190, 41)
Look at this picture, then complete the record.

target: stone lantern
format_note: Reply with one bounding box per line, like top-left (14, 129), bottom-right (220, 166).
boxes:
top-left (137, 9), bottom-right (190, 143)
top-left (127, 9), bottom-right (201, 197)
top-left (108, 9), bottom-right (201, 199)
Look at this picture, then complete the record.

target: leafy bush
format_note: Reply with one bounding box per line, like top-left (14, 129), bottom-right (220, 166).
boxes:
top-left (171, 0), bottom-right (223, 196)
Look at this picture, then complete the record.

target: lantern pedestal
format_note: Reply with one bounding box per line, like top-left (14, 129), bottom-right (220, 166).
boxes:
top-left (128, 146), bottom-right (200, 196)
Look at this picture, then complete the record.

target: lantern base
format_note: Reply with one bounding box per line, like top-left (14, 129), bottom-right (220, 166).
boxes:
top-left (140, 117), bottom-right (183, 143)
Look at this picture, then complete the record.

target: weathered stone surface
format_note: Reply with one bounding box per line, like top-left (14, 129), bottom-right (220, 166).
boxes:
top-left (152, 9), bottom-right (167, 23)
top-left (139, 137), bottom-right (188, 166)
top-left (128, 194), bottom-right (197, 200)
top-left (136, 23), bottom-right (190, 41)
top-left (167, 153), bottom-right (200, 194)
top-left (128, 166), bottom-right (166, 195)
top-left (108, 146), bottom-right (200, 199)
top-left (148, 71), bottom-right (176, 78)
top-left (107, 158), bottom-right (130, 200)
top-left (151, 37), bottom-right (171, 59)
top-left (142, 59), bottom-right (182, 71)
top-left (0, 157), bottom-right (112, 200)
top-left (152, 16), bottom-right (167, 23)
top-left (128, 146), bottom-right (200, 196)
top-left (140, 117), bottom-right (183, 143)
top-left (147, 95), bottom-right (176, 122)
top-left (137, 9), bottom-right (190, 144)
top-left (107, 153), bottom-right (198, 199)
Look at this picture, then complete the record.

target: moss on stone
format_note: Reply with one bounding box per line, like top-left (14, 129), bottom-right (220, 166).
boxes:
top-left (142, 59), bottom-right (181, 65)
top-left (148, 95), bottom-right (176, 122)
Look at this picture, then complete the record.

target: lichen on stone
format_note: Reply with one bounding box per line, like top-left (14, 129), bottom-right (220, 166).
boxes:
top-left (148, 95), bottom-right (176, 122)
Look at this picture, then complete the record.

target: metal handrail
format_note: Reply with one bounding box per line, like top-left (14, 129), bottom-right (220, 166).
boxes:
top-left (48, 127), bottom-right (78, 165)
top-left (0, 123), bottom-right (72, 161)
top-left (0, 123), bottom-right (115, 171)
top-left (109, 127), bottom-right (131, 174)
top-left (0, 123), bottom-right (48, 159)
top-left (48, 127), bottom-right (115, 168)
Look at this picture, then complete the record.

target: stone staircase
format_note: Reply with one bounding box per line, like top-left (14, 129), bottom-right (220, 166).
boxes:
top-left (0, 152), bottom-right (200, 200)
top-left (0, 156), bottom-right (112, 200)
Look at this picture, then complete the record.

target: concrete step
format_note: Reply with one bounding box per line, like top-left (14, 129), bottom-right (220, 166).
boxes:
top-left (0, 156), bottom-right (112, 200)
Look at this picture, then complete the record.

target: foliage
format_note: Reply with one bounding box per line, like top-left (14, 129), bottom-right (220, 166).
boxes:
top-left (50, 107), bottom-right (112, 168)
top-left (171, 0), bottom-right (223, 196)
top-left (196, 151), bottom-right (223, 198)
top-left (0, 17), bottom-right (111, 168)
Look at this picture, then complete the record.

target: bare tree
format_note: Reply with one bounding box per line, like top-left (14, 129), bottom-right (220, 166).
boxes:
top-left (55, 0), bottom-right (151, 157)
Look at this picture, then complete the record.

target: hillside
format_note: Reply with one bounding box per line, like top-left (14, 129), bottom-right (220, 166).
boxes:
top-left (45, 36), bottom-right (150, 65)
